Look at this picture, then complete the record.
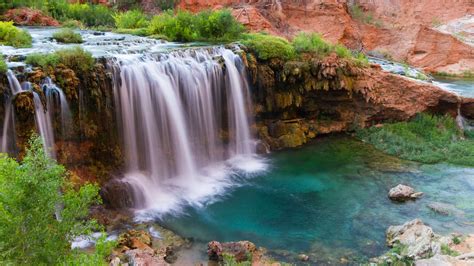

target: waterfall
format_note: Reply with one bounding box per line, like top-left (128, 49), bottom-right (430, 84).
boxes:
top-left (32, 92), bottom-right (55, 157)
top-left (43, 77), bottom-right (72, 139)
top-left (110, 47), bottom-right (267, 217)
top-left (1, 70), bottom-right (71, 157)
top-left (1, 70), bottom-right (22, 154)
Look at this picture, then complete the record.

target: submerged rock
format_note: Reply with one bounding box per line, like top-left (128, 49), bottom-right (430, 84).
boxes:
top-left (388, 184), bottom-right (423, 201)
top-left (298, 254), bottom-right (309, 261)
top-left (428, 202), bottom-right (465, 217)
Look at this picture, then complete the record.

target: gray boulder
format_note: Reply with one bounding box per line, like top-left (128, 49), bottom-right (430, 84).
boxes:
top-left (386, 219), bottom-right (440, 259)
top-left (388, 184), bottom-right (423, 201)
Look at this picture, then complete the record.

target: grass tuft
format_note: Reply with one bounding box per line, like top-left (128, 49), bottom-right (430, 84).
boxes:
top-left (357, 113), bottom-right (474, 166)
top-left (52, 28), bottom-right (83, 43)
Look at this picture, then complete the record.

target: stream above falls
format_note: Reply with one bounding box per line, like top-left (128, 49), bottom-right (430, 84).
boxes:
top-left (369, 57), bottom-right (474, 97)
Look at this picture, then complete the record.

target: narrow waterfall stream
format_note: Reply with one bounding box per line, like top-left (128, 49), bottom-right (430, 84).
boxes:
top-left (1, 71), bottom-right (71, 157)
top-left (110, 47), bottom-right (267, 217)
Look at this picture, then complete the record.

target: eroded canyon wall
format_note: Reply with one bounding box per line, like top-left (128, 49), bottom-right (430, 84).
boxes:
top-left (0, 50), bottom-right (468, 188)
top-left (178, 0), bottom-right (474, 74)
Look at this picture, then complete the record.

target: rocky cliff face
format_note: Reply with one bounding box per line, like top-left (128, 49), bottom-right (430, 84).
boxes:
top-left (0, 63), bottom-right (122, 185)
top-left (0, 51), bottom-right (468, 184)
top-left (245, 52), bottom-right (462, 151)
top-left (177, 0), bottom-right (474, 75)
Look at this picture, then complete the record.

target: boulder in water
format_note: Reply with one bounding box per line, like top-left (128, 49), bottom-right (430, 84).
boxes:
top-left (388, 184), bottom-right (423, 201)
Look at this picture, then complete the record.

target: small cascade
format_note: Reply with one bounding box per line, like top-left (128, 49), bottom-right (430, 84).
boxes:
top-left (457, 107), bottom-right (474, 133)
top-left (42, 77), bottom-right (72, 139)
top-left (1, 70), bottom-right (23, 154)
top-left (1, 70), bottom-right (71, 157)
top-left (110, 47), bottom-right (267, 216)
top-left (32, 91), bottom-right (55, 157)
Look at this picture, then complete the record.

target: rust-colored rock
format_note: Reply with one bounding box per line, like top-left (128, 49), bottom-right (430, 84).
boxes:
top-left (249, 54), bottom-right (463, 150)
top-left (177, 0), bottom-right (474, 74)
top-left (4, 8), bottom-right (60, 26)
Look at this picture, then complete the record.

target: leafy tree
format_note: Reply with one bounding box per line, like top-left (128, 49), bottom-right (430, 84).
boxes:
top-left (0, 135), bottom-right (103, 265)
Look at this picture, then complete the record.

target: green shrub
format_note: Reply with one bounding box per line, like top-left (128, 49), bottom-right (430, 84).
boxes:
top-left (148, 10), bottom-right (198, 42)
top-left (453, 236), bottom-right (462, 245)
top-left (291, 32), bottom-right (368, 65)
top-left (357, 113), bottom-right (474, 166)
top-left (26, 47), bottom-right (94, 73)
top-left (196, 9), bottom-right (244, 42)
top-left (148, 9), bottom-right (244, 42)
top-left (25, 52), bottom-right (60, 69)
top-left (441, 244), bottom-right (460, 256)
top-left (55, 46), bottom-right (95, 73)
top-left (64, 3), bottom-right (115, 27)
top-left (62, 19), bottom-right (85, 29)
top-left (53, 28), bottom-right (83, 44)
top-left (292, 32), bottom-right (333, 55)
top-left (114, 9), bottom-right (149, 29)
top-left (334, 44), bottom-right (352, 58)
top-left (0, 135), bottom-right (104, 264)
top-left (0, 21), bottom-right (33, 48)
top-left (241, 33), bottom-right (295, 60)
top-left (0, 56), bottom-right (6, 73)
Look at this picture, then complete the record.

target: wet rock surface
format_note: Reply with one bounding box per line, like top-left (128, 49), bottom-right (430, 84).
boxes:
top-left (374, 219), bottom-right (474, 265)
top-left (207, 240), bottom-right (278, 265)
top-left (388, 184), bottom-right (423, 201)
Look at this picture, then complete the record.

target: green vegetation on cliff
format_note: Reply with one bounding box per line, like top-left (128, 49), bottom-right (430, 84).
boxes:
top-left (241, 32), bottom-right (368, 66)
top-left (53, 28), bottom-right (83, 44)
top-left (0, 56), bottom-right (6, 73)
top-left (26, 47), bottom-right (94, 73)
top-left (0, 135), bottom-right (114, 264)
top-left (241, 33), bottom-right (296, 60)
top-left (0, 21), bottom-right (32, 48)
top-left (357, 113), bottom-right (474, 166)
top-left (292, 32), bottom-right (368, 65)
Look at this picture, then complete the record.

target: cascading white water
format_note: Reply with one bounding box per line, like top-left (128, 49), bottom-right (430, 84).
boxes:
top-left (1, 70), bottom-right (70, 157)
top-left (1, 70), bottom-right (24, 154)
top-left (110, 47), bottom-right (267, 217)
top-left (32, 92), bottom-right (55, 157)
top-left (43, 77), bottom-right (72, 139)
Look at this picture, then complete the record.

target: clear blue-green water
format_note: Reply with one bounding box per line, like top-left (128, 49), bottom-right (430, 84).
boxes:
top-left (159, 137), bottom-right (474, 263)
top-left (433, 78), bottom-right (474, 98)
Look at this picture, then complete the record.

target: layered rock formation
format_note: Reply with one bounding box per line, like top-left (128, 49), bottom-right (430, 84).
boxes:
top-left (246, 52), bottom-right (463, 150)
top-left (0, 50), bottom-right (470, 189)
